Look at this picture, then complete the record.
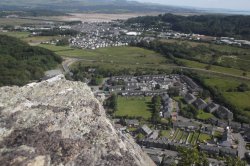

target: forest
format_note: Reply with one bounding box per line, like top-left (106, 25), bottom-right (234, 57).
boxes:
top-left (0, 35), bottom-right (62, 86)
top-left (126, 14), bottom-right (250, 40)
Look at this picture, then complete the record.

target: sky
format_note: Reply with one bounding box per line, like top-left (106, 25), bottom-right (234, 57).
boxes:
top-left (134, 0), bottom-right (250, 11)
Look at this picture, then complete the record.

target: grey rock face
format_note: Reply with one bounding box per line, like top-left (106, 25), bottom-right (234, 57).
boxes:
top-left (0, 75), bottom-right (155, 166)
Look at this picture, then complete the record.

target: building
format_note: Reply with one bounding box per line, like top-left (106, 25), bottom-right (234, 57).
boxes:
top-left (193, 98), bottom-right (207, 110)
top-left (220, 127), bottom-right (234, 148)
top-left (140, 125), bottom-right (153, 136)
top-left (125, 119), bottom-right (139, 127)
top-left (181, 75), bottom-right (202, 95)
top-left (216, 106), bottom-right (233, 120)
top-left (206, 102), bottom-right (219, 113)
top-left (184, 93), bottom-right (197, 104)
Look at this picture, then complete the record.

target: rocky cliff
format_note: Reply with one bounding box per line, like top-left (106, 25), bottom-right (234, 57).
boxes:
top-left (0, 75), bottom-right (155, 166)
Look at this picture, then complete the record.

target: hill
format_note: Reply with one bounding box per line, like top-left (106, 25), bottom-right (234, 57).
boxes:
top-left (0, 75), bottom-right (155, 166)
top-left (126, 13), bottom-right (250, 40)
top-left (0, 35), bottom-right (62, 86)
top-left (0, 0), bottom-right (196, 13)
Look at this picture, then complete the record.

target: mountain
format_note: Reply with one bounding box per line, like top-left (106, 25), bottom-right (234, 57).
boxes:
top-left (0, 75), bottom-right (155, 166)
top-left (0, 0), bottom-right (196, 13)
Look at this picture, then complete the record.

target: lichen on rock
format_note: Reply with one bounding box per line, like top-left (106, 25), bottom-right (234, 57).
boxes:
top-left (0, 75), bottom-right (155, 166)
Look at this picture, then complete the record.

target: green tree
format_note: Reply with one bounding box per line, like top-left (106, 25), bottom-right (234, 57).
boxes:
top-left (178, 147), bottom-right (209, 166)
top-left (225, 157), bottom-right (247, 166)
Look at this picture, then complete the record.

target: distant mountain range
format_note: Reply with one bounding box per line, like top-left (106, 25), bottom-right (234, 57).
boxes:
top-left (0, 0), bottom-right (197, 13)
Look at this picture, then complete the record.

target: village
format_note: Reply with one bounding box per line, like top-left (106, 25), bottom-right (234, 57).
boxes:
top-left (98, 74), bottom-right (250, 165)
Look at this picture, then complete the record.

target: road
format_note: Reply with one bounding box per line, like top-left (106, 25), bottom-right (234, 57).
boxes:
top-left (61, 57), bottom-right (250, 81)
top-left (233, 133), bottom-right (247, 159)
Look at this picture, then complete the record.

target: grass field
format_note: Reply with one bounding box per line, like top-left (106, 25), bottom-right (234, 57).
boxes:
top-left (187, 132), bottom-right (194, 143)
top-left (223, 92), bottom-right (250, 116)
top-left (0, 18), bottom-right (43, 26)
top-left (0, 31), bottom-right (30, 38)
top-left (196, 110), bottom-right (214, 120)
top-left (114, 96), bottom-right (152, 119)
top-left (177, 58), bottom-right (250, 78)
top-left (160, 130), bottom-right (171, 138)
top-left (204, 76), bottom-right (250, 118)
top-left (198, 133), bottom-right (212, 142)
top-left (161, 39), bottom-right (250, 71)
top-left (191, 132), bottom-right (199, 145)
top-left (43, 45), bottom-right (176, 72)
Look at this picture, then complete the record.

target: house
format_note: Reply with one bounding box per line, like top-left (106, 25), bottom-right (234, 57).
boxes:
top-left (184, 93), bottom-right (197, 104)
top-left (219, 147), bottom-right (238, 157)
top-left (229, 121), bottom-right (241, 132)
top-left (125, 119), bottom-right (139, 127)
top-left (220, 127), bottom-right (234, 148)
top-left (149, 130), bottom-right (159, 140)
top-left (109, 85), bottom-right (123, 92)
top-left (206, 102), bottom-right (219, 113)
top-left (216, 106), bottom-right (233, 120)
top-left (181, 75), bottom-right (202, 95)
top-left (140, 125), bottom-right (153, 136)
top-left (201, 126), bottom-right (215, 135)
top-left (193, 98), bottom-right (207, 110)
top-left (199, 145), bottom-right (220, 155)
top-left (242, 123), bottom-right (250, 132)
top-left (217, 120), bottom-right (228, 128)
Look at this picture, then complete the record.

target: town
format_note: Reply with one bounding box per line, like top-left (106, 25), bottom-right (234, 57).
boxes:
top-left (96, 74), bottom-right (250, 165)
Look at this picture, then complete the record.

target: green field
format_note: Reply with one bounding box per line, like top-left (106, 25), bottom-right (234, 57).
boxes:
top-left (0, 31), bottom-right (30, 38)
top-left (223, 92), bottom-right (250, 116)
top-left (0, 18), bottom-right (43, 26)
top-left (160, 130), bottom-right (171, 138)
top-left (204, 76), bottom-right (250, 118)
top-left (178, 58), bottom-right (250, 78)
top-left (114, 96), bottom-right (152, 119)
top-left (191, 132), bottom-right (199, 145)
top-left (162, 39), bottom-right (250, 71)
top-left (187, 132), bottom-right (194, 144)
top-left (0, 31), bottom-right (64, 45)
top-left (198, 133), bottom-right (212, 143)
top-left (48, 45), bottom-right (176, 72)
top-left (197, 110), bottom-right (214, 120)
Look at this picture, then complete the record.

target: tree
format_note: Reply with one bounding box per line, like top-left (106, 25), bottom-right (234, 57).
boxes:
top-left (225, 157), bottom-right (247, 166)
top-left (237, 83), bottom-right (249, 92)
top-left (178, 147), bottom-right (209, 166)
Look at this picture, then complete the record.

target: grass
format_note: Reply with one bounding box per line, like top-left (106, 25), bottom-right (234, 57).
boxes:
top-left (187, 132), bottom-right (194, 144)
top-left (203, 76), bottom-right (250, 118)
top-left (160, 130), bottom-right (171, 138)
top-left (180, 132), bottom-right (189, 143)
top-left (198, 133), bottom-right (212, 142)
top-left (23, 36), bottom-right (63, 44)
top-left (223, 92), bottom-right (250, 116)
top-left (0, 18), bottom-right (43, 26)
top-left (176, 130), bottom-right (184, 141)
top-left (172, 128), bottom-right (180, 140)
top-left (196, 110), bottom-right (214, 120)
top-left (114, 96), bottom-right (152, 120)
top-left (177, 58), bottom-right (250, 78)
top-left (0, 31), bottom-right (30, 38)
top-left (191, 132), bottom-right (199, 145)
top-left (214, 131), bottom-right (223, 138)
top-left (54, 45), bottom-right (176, 72)
top-left (161, 39), bottom-right (250, 71)
top-left (204, 77), bottom-right (242, 91)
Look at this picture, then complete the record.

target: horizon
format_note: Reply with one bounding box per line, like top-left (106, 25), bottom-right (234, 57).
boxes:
top-left (134, 0), bottom-right (250, 11)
